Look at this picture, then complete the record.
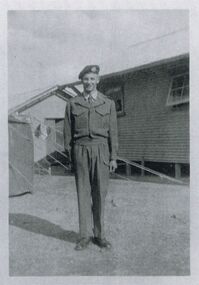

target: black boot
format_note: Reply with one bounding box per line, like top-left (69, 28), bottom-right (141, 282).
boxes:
top-left (75, 237), bottom-right (90, 250)
top-left (92, 237), bottom-right (112, 249)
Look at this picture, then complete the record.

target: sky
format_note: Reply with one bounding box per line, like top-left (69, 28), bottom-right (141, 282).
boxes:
top-left (8, 10), bottom-right (189, 108)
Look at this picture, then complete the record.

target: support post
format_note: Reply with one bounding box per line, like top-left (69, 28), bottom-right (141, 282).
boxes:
top-left (175, 163), bottom-right (181, 179)
top-left (125, 163), bottom-right (131, 176)
top-left (141, 157), bottom-right (145, 177)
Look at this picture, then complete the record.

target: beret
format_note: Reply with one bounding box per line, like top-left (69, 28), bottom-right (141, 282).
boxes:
top-left (78, 65), bottom-right (100, 79)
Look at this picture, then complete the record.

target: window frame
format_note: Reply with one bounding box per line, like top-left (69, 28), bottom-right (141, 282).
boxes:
top-left (104, 84), bottom-right (125, 117)
top-left (166, 72), bottom-right (189, 107)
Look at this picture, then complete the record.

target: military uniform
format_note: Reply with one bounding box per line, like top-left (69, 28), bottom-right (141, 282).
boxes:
top-left (64, 67), bottom-right (118, 246)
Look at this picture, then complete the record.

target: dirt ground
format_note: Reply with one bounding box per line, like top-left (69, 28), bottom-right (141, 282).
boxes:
top-left (9, 175), bottom-right (190, 276)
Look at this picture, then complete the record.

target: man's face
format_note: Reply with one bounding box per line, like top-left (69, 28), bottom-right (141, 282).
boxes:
top-left (82, 72), bottom-right (99, 94)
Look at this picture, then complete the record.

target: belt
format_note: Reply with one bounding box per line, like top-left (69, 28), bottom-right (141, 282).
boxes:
top-left (74, 136), bottom-right (108, 146)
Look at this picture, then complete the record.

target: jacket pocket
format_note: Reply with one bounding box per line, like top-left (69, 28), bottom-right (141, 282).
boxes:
top-left (95, 106), bottom-right (110, 116)
top-left (72, 108), bottom-right (87, 116)
top-left (72, 108), bottom-right (88, 129)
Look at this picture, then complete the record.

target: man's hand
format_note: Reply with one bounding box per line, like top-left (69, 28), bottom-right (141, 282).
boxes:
top-left (109, 160), bottom-right (117, 173)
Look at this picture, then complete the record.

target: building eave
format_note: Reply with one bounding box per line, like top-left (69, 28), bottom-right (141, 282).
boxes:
top-left (60, 53), bottom-right (189, 89)
top-left (8, 52), bottom-right (189, 115)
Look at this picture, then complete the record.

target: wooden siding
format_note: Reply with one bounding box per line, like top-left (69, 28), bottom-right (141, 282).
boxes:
top-left (104, 62), bottom-right (189, 163)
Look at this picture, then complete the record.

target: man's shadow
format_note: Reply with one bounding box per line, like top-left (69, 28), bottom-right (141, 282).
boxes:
top-left (9, 213), bottom-right (79, 243)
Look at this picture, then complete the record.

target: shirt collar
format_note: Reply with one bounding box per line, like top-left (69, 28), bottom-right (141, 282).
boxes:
top-left (83, 90), bottom-right (98, 101)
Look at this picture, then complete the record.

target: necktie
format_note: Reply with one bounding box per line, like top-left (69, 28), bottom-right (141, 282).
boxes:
top-left (88, 95), bottom-right (92, 104)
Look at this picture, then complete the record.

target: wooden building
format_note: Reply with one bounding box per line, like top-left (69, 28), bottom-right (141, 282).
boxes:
top-left (9, 53), bottom-right (189, 178)
top-left (98, 53), bottom-right (189, 178)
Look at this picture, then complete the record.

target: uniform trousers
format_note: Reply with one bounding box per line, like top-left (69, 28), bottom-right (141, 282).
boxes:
top-left (73, 142), bottom-right (110, 239)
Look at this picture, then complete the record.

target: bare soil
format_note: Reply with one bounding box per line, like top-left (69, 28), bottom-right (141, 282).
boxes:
top-left (9, 175), bottom-right (189, 276)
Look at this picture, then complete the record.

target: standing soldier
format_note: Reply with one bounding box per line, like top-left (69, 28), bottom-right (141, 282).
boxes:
top-left (64, 65), bottom-right (118, 250)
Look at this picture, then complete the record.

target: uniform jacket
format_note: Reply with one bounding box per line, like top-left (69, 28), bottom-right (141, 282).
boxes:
top-left (64, 91), bottom-right (118, 161)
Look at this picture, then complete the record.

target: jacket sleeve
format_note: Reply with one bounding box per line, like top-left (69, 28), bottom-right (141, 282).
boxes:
top-left (63, 101), bottom-right (72, 160)
top-left (109, 100), bottom-right (118, 160)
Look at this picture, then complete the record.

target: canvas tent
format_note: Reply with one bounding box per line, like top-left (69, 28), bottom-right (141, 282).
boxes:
top-left (8, 86), bottom-right (75, 197)
top-left (9, 114), bottom-right (34, 196)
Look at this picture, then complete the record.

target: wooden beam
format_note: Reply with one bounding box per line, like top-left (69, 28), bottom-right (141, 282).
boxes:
top-left (175, 163), bottom-right (181, 179)
top-left (141, 158), bottom-right (145, 176)
top-left (69, 86), bottom-right (82, 96)
top-left (55, 93), bottom-right (69, 102)
top-left (126, 163), bottom-right (131, 176)
top-left (9, 86), bottom-right (58, 115)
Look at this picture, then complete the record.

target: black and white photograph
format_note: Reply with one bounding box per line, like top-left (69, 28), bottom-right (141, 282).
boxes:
top-left (7, 9), bottom-right (190, 277)
top-left (0, 1), bottom-right (198, 282)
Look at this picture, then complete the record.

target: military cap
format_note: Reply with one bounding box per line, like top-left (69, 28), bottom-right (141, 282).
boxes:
top-left (78, 65), bottom-right (100, 80)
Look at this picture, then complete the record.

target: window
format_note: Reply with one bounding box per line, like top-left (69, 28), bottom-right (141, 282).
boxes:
top-left (105, 85), bottom-right (125, 116)
top-left (167, 73), bottom-right (189, 106)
